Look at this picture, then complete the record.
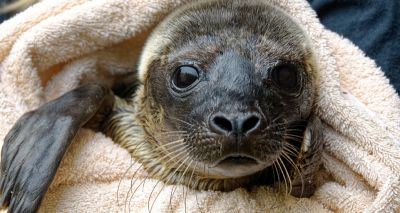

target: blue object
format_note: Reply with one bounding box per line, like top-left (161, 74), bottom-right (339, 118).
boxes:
top-left (0, 0), bottom-right (14, 23)
top-left (308, 0), bottom-right (400, 94)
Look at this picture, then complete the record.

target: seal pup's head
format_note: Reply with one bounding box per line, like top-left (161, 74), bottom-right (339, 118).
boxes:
top-left (133, 0), bottom-right (319, 191)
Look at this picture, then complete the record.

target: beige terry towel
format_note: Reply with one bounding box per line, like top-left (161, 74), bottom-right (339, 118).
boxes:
top-left (0, 0), bottom-right (399, 212)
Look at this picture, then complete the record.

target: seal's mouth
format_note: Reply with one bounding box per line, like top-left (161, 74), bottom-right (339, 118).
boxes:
top-left (190, 153), bottom-right (278, 179)
top-left (195, 154), bottom-right (267, 178)
top-left (218, 155), bottom-right (258, 166)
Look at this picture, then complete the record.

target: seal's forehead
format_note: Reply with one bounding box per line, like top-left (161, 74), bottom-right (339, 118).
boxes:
top-left (162, 0), bottom-right (306, 49)
top-left (138, 0), bottom-right (310, 82)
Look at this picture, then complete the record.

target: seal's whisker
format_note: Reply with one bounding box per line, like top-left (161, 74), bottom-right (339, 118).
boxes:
top-left (281, 151), bottom-right (305, 194)
top-left (272, 161), bottom-right (281, 192)
top-left (168, 184), bottom-right (178, 211)
top-left (283, 137), bottom-right (303, 144)
top-left (269, 122), bottom-right (287, 128)
top-left (154, 144), bottom-right (189, 164)
top-left (130, 145), bottom-right (189, 211)
top-left (155, 134), bottom-right (188, 142)
top-left (156, 147), bottom-right (191, 174)
top-left (117, 157), bottom-right (134, 206)
top-left (184, 185), bottom-right (187, 213)
top-left (278, 157), bottom-right (292, 195)
top-left (154, 136), bottom-right (185, 144)
top-left (281, 150), bottom-right (298, 170)
top-left (159, 130), bottom-right (187, 135)
top-left (190, 161), bottom-right (201, 211)
top-left (147, 179), bottom-right (163, 213)
top-left (284, 144), bottom-right (301, 159)
top-left (161, 146), bottom-right (194, 185)
top-left (150, 150), bottom-right (194, 213)
top-left (154, 133), bottom-right (187, 141)
top-left (188, 156), bottom-right (201, 210)
top-left (164, 151), bottom-right (194, 213)
top-left (271, 114), bottom-right (285, 124)
top-left (117, 141), bottom-right (145, 203)
top-left (128, 173), bottom-right (150, 212)
top-left (284, 133), bottom-right (304, 140)
top-left (125, 164), bottom-right (145, 213)
top-left (281, 149), bottom-right (302, 179)
top-left (157, 142), bottom-right (187, 152)
top-left (122, 144), bottom-right (147, 212)
top-left (275, 157), bottom-right (288, 195)
top-left (284, 127), bottom-right (307, 133)
top-left (171, 150), bottom-right (194, 182)
top-left (153, 140), bottom-right (187, 155)
top-left (282, 144), bottom-right (299, 157)
top-left (188, 160), bottom-right (199, 190)
top-left (181, 159), bottom-right (195, 213)
top-left (127, 145), bottom-right (191, 212)
top-left (162, 147), bottom-right (194, 211)
top-left (169, 117), bottom-right (195, 128)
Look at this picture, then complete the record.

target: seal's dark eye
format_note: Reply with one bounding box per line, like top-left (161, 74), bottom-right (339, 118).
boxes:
top-left (172, 65), bottom-right (199, 89)
top-left (271, 64), bottom-right (301, 93)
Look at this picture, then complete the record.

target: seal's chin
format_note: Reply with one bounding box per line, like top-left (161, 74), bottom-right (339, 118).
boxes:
top-left (200, 154), bottom-right (273, 178)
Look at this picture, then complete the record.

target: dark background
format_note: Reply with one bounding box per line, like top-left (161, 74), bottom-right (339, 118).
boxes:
top-left (0, 0), bottom-right (12, 22)
top-left (1, 0), bottom-right (399, 94)
top-left (308, 0), bottom-right (399, 94)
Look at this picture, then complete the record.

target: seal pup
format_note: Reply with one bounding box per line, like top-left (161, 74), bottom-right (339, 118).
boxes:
top-left (0, 0), bottom-right (322, 212)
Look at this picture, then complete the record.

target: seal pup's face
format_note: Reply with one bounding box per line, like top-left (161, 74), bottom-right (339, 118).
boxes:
top-left (136, 0), bottom-right (317, 182)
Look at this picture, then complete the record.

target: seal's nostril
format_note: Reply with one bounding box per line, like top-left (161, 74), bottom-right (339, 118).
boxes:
top-left (210, 114), bottom-right (261, 136)
top-left (241, 115), bottom-right (260, 134)
top-left (212, 116), bottom-right (233, 133)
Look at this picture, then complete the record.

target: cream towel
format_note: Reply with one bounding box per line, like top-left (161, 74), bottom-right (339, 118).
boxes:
top-left (0, 0), bottom-right (399, 212)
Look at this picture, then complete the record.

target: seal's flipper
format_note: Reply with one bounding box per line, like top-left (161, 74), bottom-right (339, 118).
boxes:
top-left (0, 84), bottom-right (114, 213)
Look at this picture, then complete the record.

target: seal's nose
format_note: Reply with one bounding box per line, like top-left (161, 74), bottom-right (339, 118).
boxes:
top-left (210, 113), bottom-right (261, 137)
